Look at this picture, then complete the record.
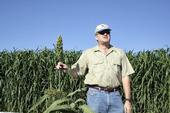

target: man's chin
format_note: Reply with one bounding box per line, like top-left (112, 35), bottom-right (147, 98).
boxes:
top-left (100, 42), bottom-right (110, 45)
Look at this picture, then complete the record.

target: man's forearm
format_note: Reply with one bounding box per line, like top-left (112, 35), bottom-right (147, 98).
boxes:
top-left (68, 68), bottom-right (78, 79)
top-left (122, 76), bottom-right (131, 100)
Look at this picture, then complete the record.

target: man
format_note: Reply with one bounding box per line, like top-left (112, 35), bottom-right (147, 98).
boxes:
top-left (56, 24), bottom-right (135, 113)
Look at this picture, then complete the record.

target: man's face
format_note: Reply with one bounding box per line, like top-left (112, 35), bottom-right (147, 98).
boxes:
top-left (95, 30), bottom-right (111, 44)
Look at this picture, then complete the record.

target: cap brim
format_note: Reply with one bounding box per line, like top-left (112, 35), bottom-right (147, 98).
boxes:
top-left (95, 29), bottom-right (111, 34)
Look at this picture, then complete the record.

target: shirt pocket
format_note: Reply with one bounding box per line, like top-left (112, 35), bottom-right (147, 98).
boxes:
top-left (110, 61), bottom-right (121, 74)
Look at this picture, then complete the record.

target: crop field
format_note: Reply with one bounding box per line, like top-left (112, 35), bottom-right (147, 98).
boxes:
top-left (0, 39), bottom-right (169, 113)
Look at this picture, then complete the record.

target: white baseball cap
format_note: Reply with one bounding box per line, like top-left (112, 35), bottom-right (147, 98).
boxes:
top-left (95, 24), bottom-right (111, 34)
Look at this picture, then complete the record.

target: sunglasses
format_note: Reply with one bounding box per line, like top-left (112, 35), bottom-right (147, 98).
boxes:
top-left (98, 30), bottom-right (110, 35)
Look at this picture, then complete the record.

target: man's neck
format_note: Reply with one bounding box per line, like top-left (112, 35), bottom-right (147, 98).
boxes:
top-left (98, 44), bottom-right (111, 54)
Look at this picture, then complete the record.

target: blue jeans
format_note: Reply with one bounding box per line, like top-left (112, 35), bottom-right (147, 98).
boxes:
top-left (87, 88), bottom-right (124, 113)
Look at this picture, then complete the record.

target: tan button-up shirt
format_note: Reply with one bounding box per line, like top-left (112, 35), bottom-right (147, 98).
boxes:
top-left (71, 46), bottom-right (135, 88)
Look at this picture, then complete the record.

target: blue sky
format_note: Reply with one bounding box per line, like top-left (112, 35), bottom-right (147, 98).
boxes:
top-left (0, 0), bottom-right (170, 52)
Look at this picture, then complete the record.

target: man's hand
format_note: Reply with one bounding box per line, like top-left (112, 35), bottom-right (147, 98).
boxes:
top-left (55, 62), bottom-right (68, 72)
top-left (55, 62), bottom-right (78, 79)
top-left (124, 100), bottom-right (132, 113)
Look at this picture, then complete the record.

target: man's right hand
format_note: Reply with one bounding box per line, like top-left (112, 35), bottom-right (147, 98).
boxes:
top-left (55, 62), bottom-right (68, 71)
top-left (56, 62), bottom-right (78, 79)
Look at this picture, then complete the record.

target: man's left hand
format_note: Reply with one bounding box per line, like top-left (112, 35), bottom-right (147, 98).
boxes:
top-left (124, 101), bottom-right (132, 113)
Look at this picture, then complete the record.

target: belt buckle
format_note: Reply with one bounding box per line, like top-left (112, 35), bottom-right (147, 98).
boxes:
top-left (106, 87), bottom-right (112, 92)
top-left (103, 87), bottom-right (109, 91)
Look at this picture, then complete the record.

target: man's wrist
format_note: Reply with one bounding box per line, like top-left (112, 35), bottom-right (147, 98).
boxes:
top-left (125, 98), bottom-right (131, 102)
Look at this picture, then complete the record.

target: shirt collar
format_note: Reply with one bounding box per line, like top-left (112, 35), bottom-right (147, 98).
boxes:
top-left (93, 45), bottom-right (115, 52)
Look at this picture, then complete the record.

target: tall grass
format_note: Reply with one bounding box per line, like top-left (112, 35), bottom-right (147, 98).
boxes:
top-left (0, 48), bottom-right (169, 113)
top-left (130, 49), bottom-right (170, 113)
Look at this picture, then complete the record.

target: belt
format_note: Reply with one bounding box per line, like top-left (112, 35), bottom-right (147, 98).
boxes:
top-left (87, 85), bottom-right (120, 92)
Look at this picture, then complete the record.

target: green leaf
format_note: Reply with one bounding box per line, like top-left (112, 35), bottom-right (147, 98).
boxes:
top-left (67, 87), bottom-right (87, 97)
top-left (79, 104), bottom-right (94, 113)
top-left (43, 98), bottom-right (70, 113)
top-left (75, 98), bottom-right (86, 104)
top-left (45, 105), bottom-right (76, 113)
top-left (28, 94), bottom-right (49, 113)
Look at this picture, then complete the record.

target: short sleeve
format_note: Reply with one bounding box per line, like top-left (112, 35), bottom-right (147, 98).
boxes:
top-left (71, 51), bottom-right (88, 76)
top-left (121, 52), bottom-right (135, 76)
